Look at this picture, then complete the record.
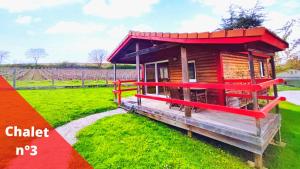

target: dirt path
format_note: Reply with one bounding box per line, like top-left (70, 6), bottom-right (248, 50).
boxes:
top-left (55, 108), bottom-right (126, 145)
top-left (278, 91), bottom-right (300, 105)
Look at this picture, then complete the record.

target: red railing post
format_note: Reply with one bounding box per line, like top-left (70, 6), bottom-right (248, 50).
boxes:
top-left (113, 80), bottom-right (137, 106)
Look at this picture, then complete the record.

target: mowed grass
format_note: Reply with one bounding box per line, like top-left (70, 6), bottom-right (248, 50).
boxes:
top-left (277, 84), bottom-right (300, 91)
top-left (12, 80), bottom-right (110, 87)
top-left (74, 113), bottom-right (249, 169)
top-left (18, 87), bottom-right (133, 127)
top-left (73, 101), bottom-right (300, 169)
top-left (17, 84), bottom-right (300, 168)
top-left (264, 101), bottom-right (300, 169)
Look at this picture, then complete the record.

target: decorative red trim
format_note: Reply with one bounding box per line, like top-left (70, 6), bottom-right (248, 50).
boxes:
top-left (113, 88), bottom-right (137, 93)
top-left (135, 81), bottom-right (261, 91)
top-left (107, 27), bottom-right (288, 62)
top-left (107, 35), bottom-right (132, 62)
top-left (260, 97), bottom-right (286, 114)
top-left (113, 80), bottom-right (136, 84)
top-left (224, 78), bottom-right (272, 83)
top-left (239, 51), bottom-right (271, 58)
top-left (217, 52), bottom-right (225, 105)
top-left (259, 78), bottom-right (284, 89)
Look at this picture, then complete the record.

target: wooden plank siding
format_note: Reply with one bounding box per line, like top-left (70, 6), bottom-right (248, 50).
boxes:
top-left (168, 46), bottom-right (220, 104)
top-left (221, 52), bottom-right (271, 79)
top-left (142, 46), bottom-right (272, 106)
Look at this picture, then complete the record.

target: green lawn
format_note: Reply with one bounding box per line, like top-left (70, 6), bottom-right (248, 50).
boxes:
top-left (12, 80), bottom-right (110, 87)
top-left (74, 113), bottom-right (249, 169)
top-left (17, 85), bottom-right (300, 168)
top-left (264, 102), bottom-right (300, 169)
top-left (18, 87), bottom-right (131, 127)
top-left (73, 102), bottom-right (300, 169)
top-left (277, 85), bottom-right (300, 91)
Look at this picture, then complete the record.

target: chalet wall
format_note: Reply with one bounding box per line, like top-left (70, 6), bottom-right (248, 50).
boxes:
top-left (221, 52), bottom-right (271, 79)
top-left (168, 46), bottom-right (219, 83)
top-left (167, 46), bottom-right (220, 104)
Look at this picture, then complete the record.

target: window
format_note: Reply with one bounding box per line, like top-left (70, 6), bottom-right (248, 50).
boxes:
top-left (259, 61), bottom-right (265, 77)
top-left (159, 66), bottom-right (168, 79)
top-left (188, 60), bottom-right (196, 82)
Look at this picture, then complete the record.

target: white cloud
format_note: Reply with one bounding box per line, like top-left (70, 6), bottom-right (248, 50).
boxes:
top-left (0, 0), bottom-right (82, 13)
top-left (107, 25), bottom-right (128, 38)
top-left (15, 15), bottom-right (41, 24)
top-left (178, 14), bottom-right (219, 32)
top-left (264, 12), bottom-right (300, 41)
top-left (192, 0), bottom-right (276, 16)
top-left (26, 30), bottom-right (36, 36)
top-left (131, 24), bottom-right (153, 32)
top-left (46, 21), bottom-right (106, 34)
top-left (282, 0), bottom-right (300, 9)
top-left (83, 0), bottom-right (159, 19)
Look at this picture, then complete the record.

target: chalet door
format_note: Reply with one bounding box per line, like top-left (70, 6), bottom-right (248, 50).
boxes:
top-left (145, 63), bottom-right (156, 94)
top-left (145, 61), bottom-right (169, 95)
top-left (157, 62), bottom-right (169, 95)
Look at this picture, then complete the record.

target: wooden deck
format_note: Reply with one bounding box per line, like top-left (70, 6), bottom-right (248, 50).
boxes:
top-left (121, 96), bottom-right (280, 155)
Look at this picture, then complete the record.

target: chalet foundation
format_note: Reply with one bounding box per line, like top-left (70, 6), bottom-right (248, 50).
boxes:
top-left (108, 27), bottom-right (289, 169)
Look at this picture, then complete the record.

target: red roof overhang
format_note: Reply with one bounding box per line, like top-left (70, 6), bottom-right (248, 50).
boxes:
top-left (107, 27), bottom-right (288, 63)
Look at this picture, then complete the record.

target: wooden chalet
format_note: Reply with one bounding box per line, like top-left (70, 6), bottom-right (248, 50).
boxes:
top-left (107, 27), bottom-right (288, 168)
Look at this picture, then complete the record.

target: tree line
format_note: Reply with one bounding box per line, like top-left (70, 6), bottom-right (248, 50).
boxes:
top-left (0, 48), bottom-right (108, 68)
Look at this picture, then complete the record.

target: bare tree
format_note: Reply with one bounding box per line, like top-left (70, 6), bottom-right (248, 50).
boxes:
top-left (276, 19), bottom-right (300, 66)
top-left (25, 48), bottom-right (47, 66)
top-left (0, 50), bottom-right (9, 64)
top-left (89, 49), bottom-right (106, 68)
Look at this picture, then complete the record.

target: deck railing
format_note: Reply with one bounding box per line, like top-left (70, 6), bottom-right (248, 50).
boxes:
top-left (113, 80), bottom-right (137, 105)
top-left (133, 78), bottom-right (286, 119)
top-left (113, 78), bottom-right (286, 118)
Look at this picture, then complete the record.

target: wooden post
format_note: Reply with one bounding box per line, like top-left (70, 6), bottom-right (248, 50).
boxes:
top-left (136, 42), bottom-right (141, 106)
top-left (270, 57), bottom-right (279, 113)
top-left (12, 67), bottom-right (16, 88)
top-left (270, 56), bottom-right (283, 144)
top-left (248, 51), bottom-right (261, 136)
top-left (81, 71), bottom-right (85, 87)
top-left (51, 69), bottom-right (55, 87)
top-left (105, 71), bottom-right (108, 86)
top-left (181, 46), bottom-right (192, 137)
top-left (248, 51), bottom-right (263, 169)
top-left (254, 154), bottom-right (263, 169)
top-left (113, 64), bottom-right (117, 102)
top-left (141, 64), bottom-right (145, 94)
top-left (217, 53), bottom-right (225, 105)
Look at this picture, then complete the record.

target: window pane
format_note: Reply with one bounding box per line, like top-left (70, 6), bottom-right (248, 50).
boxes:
top-left (145, 64), bottom-right (156, 94)
top-left (260, 61), bottom-right (265, 77)
top-left (188, 62), bottom-right (195, 79)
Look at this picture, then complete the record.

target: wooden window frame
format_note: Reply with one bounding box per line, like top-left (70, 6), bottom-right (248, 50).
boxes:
top-left (259, 61), bottom-right (265, 77)
top-left (188, 60), bottom-right (197, 82)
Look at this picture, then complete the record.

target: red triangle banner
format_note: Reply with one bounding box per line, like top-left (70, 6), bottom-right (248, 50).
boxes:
top-left (0, 76), bottom-right (92, 169)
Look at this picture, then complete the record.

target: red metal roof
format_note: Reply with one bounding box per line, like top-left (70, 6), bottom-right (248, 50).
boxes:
top-left (107, 27), bottom-right (288, 62)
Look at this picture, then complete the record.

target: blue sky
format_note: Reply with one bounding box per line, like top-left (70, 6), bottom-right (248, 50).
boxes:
top-left (0, 0), bottom-right (299, 64)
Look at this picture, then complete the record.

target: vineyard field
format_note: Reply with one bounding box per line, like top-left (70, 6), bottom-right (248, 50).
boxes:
top-left (0, 67), bottom-right (136, 88)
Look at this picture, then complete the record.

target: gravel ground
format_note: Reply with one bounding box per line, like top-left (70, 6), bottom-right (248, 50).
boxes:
top-left (278, 91), bottom-right (300, 105)
top-left (56, 108), bottom-right (126, 145)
